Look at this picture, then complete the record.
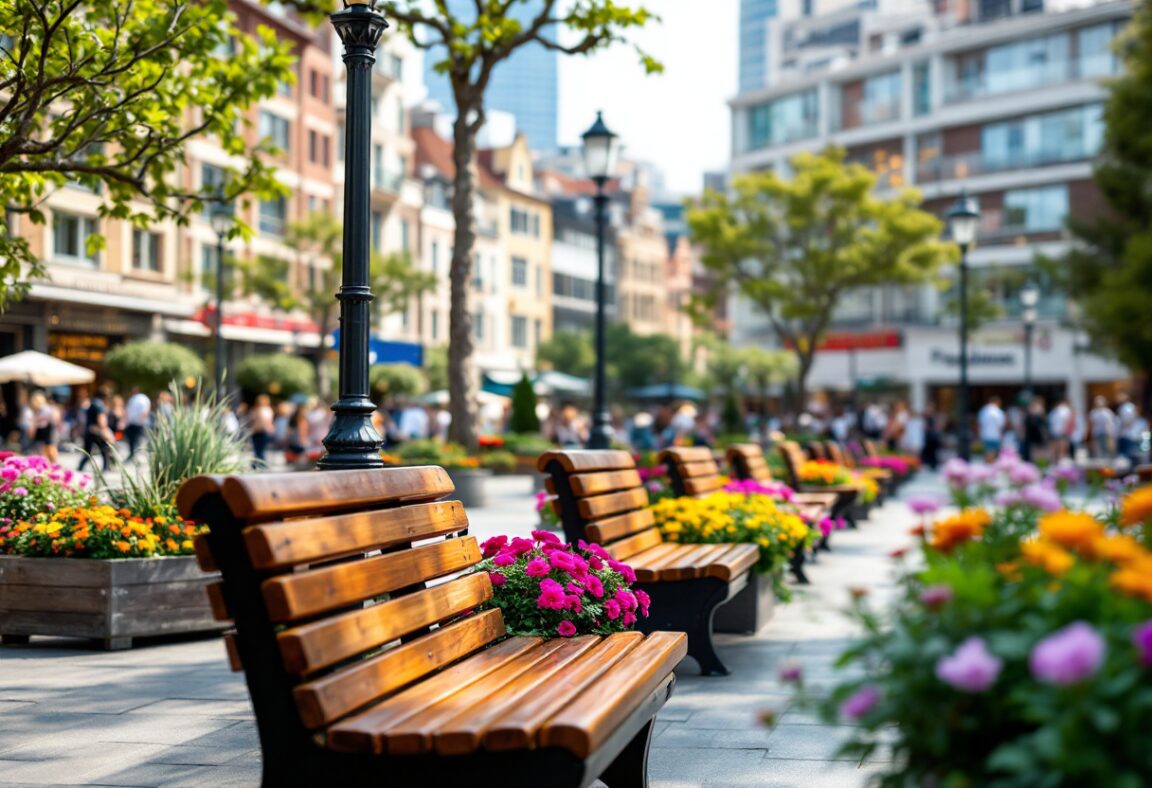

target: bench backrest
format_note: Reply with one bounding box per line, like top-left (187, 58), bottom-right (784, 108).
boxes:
top-left (726, 443), bottom-right (775, 484)
top-left (176, 467), bottom-right (499, 763)
top-left (660, 447), bottom-right (726, 498)
top-left (537, 450), bottom-right (664, 561)
top-left (862, 439), bottom-right (880, 458)
top-left (807, 441), bottom-right (828, 461)
top-left (776, 441), bottom-right (808, 489)
top-left (825, 441), bottom-right (853, 468)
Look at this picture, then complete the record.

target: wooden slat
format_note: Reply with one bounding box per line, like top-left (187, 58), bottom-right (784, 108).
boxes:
top-left (175, 474), bottom-right (226, 520)
top-left (684, 476), bottom-right (725, 496)
top-left (540, 631), bottom-right (687, 758)
top-left (277, 572), bottom-right (493, 675)
top-left (794, 491), bottom-right (838, 508)
top-left (243, 501), bottom-right (468, 570)
top-left (327, 633), bottom-right (541, 753)
top-left (433, 636), bottom-right (603, 755)
top-left (585, 509), bottom-right (655, 544)
top-left (261, 537), bottom-right (481, 622)
top-left (702, 544), bottom-right (760, 581)
top-left (536, 450), bottom-right (636, 474)
top-left (657, 544), bottom-right (732, 581)
top-left (223, 633), bottom-right (243, 672)
top-left (604, 527), bottom-right (664, 561)
top-left (218, 466), bottom-right (454, 521)
top-left (729, 444), bottom-right (765, 461)
top-left (192, 535), bottom-right (217, 572)
top-left (661, 447), bottom-right (713, 463)
top-left (483, 632), bottom-right (644, 751)
top-left (377, 639), bottom-right (582, 755)
top-left (569, 469), bottom-right (642, 497)
top-left (205, 582), bottom-right (231, 622)
top-left (677, 460), bottom-right (719, 479)
top-left (294, 609), bottom-right (506, 730)
top-left (620, 544), bottom-right (686, 582)
top-left (577, 488), bottom-right (648, 521)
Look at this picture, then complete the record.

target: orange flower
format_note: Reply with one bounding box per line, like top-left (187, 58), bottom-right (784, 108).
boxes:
top-left (1021, 540), bottom-right (1075, 575)
top-left (1038, 511), bottom-right (1104, 556)
top-left (1092, 534), bottom-right (1148, 566)
top-left (1111, 566), bottom-right (1152, 602)
top-left (1120, 485), bottom-right (1152, 527)
top-left (116, 540), bottom-right (131, 553)
top-left (930, 509), bottom-right (991, 553)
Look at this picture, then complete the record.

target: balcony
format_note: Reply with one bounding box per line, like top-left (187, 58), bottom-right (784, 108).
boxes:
top-left (944, 56), bottom-right (1115, 104)
top-left (370, 170), bottom-right (404, 211)
top-left (917, 146), bottom-right (1093, 182)
top-left (976, 208), bottom-right (1067, 241)
top-left (858, 99), bottom-right (902, 127)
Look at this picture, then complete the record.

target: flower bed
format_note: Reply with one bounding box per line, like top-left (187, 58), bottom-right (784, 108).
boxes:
top-left (792, 484), bottom-right (1152, 785)
top-left (0, 454), bottom-right (91, 527)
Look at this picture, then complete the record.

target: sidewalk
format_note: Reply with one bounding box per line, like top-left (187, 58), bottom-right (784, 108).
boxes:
top-left (0, 474), bottom-right (934, 787)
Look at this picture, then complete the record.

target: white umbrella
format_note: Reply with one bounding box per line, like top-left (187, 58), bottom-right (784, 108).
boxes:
top-left (0, 351), bottom-right (96, 386)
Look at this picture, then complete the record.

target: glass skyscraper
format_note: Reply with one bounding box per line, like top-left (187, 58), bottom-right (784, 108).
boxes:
top-left (423, 1), bottom-right (559, 152)
top-left (740, 0), bottom-right (778, 93)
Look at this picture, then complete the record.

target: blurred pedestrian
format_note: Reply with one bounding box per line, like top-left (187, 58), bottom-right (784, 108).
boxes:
top-left (1117, 394), bottom-right (1142, 465)
top-left (1021, 397), bottom-right (1049, 463)
top-left (123, 387), bottom-right (151, 461)
top-left (1088, 396), bottom-right (1116, 459)
top-left (1048, 399), bottom-right (1072, 461)
top-left (77, 385), bottom-right (117, 472)
top-left (977, 396), bottom-right (1006, 461)
top-left (249, 394), bottom-right (275, 468)
top-left (27, 391), bottom-right (60, 463)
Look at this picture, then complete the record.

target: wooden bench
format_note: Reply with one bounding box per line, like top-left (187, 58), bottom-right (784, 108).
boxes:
top-left (825, 441), bottom-right (891, 501)
top-left (724, 443), bottom-right (839, 516)
top-left (176, 466), bottom-right (686, 788)
top-left (775, 441), bottom-right (861, 528)
top-left (538, 450), bottom-right (759, 677)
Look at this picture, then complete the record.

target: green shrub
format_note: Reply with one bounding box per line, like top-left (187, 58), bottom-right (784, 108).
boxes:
top-left (105, 341), bottom-right (204, 394)
top-left (509, 373), bottom-right (540, 433)
top-left (721, 389), bottom-right (744, 436)
top-left (236, 353), bottom-right (315, 399)
top-left (501, 432), bottom-right (555, 457)
top-left (480, 450), bottom-right (517, 473)
top-left (369, 364), bottom-right (426, 404)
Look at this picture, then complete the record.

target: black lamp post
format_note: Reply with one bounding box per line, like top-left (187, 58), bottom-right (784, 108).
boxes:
top-left (319, 0), bottom-right (388, 470)
top-left (946, 192), bottom-right (980, 462)
top-left (1020, 281), bottom-right (1039, 402)
top-left (582, 111), bottom-right (621, 450)
top-left (208, 203), bottom-right (233, 395)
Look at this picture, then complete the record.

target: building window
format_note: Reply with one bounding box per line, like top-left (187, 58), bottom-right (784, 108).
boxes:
top-left (861, 71), bottom-right (902, 125)
top-left (511, 256), bottom-right (528, 287)
top-left (534, 319), bottom-right (542, 348)
top-left (1003, 185), bottom-right (1069, 232)
top-left (373, 144), bottom-right (384, 189)
top-left (277, 78), bottom-right (292, 98)
top-left (400, 219), bottom-right (410, 252)
top-left (259, 111), bottom-right (291, 152)
top-left (912, 62), bottom-right (931, 117)
top-left (511, 315), bottom-right (528, 349)
top-left (371, 210), bottom-right (383, 251)
top-left (510, 207), bottom-right (532, 235)
top-left (308, 70), bottom-right (329, 101)
top-left (531, 213), bottom-right (541, 238)
top-left (746, 89), bottom-right (819, 151)
top-left (52, 212), bottom-right (98, 264)
top-left (430, 309), bottom-right (439, 341)
top-left (981, 104), bottom-right (1104, 171)
top-left (390, 54), bottom-right (403, 80)
top-left (131, 229), bottom-right (162, 273)
top-left (474, 309), bottom-right (485, 341)
top-left (1078, 23), bottom-right (1121, 78)
top-left (259, 197), bottom-right (288, 236)
top-left (201, 164), bottom-right (226, 218)
top-left (431, 240), bottom-right (440, 274)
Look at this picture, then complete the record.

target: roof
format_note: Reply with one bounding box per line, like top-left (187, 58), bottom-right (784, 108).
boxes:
top-left (538, 169), bottom-right (622, 197)
top-left (412, 127), bottom-right (503, 191)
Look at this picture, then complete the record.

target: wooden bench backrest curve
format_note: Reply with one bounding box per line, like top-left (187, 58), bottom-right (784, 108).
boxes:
top-left (659, 446), bottom-right (726, 499)
top-left (725, 443), bottom-right (776, 484)
top-left (178, 467), bottom-right (681, 777)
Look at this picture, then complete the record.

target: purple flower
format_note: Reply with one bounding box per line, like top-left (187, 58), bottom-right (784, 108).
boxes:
top-left (1020, 484), bottom-right (1062, 512)
top-left (1048, 464), bottom-right (1083, 484)
top-left (1008, 463), bottom-right (1042, 486)
top-left (840, 685), bottom-right (881, 720)
top-left (1133, 621), bottom-right (1152, 667)
top-left (778, 662), bottom-right (803, 684)
top-left (966, 465), bottom-right (996, 486)
top-left (943, 458), bottom-right (970, 486)
top-left (919, 585), bottom-right (954, 610)
top-left (907, 496), bottom-right (941, 516)
top-left (995, 490), bottom-right (1023, 508)
top-left (935, 637), bottom-right (1003, 693)
top-left (11, 487), bottom-right (27, 497)
top-left (1030, 622), bottom-right (1106, 685)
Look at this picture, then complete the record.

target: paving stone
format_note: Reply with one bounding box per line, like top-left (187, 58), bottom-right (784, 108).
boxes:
top-left (125, 699), bottom-right (252, 719)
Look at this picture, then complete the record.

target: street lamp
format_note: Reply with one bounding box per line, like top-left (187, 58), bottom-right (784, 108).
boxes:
top-left (1020, 281), bottom-right (1039, 401)
top-left (582, 111), bottom-right (621, 450)
top-left (320, 0), bottom-right (388, 470)
top-left (208, 202), bottom-right (233, 396)
top-left (946, 191), bottom-right (980, 462)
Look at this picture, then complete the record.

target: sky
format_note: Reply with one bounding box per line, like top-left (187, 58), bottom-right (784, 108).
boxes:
top-left (557, 1), bottom-right (739, 196)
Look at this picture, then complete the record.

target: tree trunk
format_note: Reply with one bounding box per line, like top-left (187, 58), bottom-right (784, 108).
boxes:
top-left (794, 349), bottom-right (815, 417)
top-left (447, 108), bottom-right (480, 450)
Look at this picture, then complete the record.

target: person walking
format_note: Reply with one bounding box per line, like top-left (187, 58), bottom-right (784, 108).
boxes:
top-left (77, 386), bottom-right (117, 472)
top-left (1116, 394), bottom-right (1142, 466)
top-left (977, 396), bottom-right (1006, 462)
top-left (248, 394), bottom-right (275, 469)
top-left (123, 387), bottom-right (151, 462)
top-left (1088, 396), bottom-right (1117, 459)
top-left (920, 406), bottom-right (941, 471)
top-left (1048, 399), bottom-right (1072, 462)
top-left (27, 391), bottom-right (60, 463)
top-left (1021, 397), bottom-right (1049, 463)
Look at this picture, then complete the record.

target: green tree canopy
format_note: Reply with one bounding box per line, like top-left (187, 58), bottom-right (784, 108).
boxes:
top-left (105, 341), bottom-right (205, 395)
top-left (1059, 3), bottom-right (1152, 378)
top-left (235, 353), bottom-right (315, 400)
top-left (537, 324), bottom-right (684, 400)
top-left (369, 363), bottom-right (426, 406)
top-left (0, 0), bottom-right (294, 308)
top-left (687, 147), bottom-right (955, 405)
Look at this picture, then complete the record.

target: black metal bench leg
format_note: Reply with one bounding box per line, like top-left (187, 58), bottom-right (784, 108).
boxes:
top-left (600, 719), bottom-right (654, 788)
top-left (789, 548), bottom-right (810, 585)
top-left (639, 579), bottom-right (731, 677)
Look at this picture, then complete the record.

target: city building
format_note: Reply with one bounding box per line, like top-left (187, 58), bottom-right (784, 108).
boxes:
top-left (741, 0), bottom-right (780, 94)
top-left (422, 0), bottom-right (559, 152)
top-left (544, 183), bottom-right (619, 334)
top-left (727, 0), bottom-right (1132, 417)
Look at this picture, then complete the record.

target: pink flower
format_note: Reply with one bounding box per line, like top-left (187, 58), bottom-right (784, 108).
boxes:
top-left (524, 557), bottom-right (551, 577)
top-left (634, 589), bottom-right (650, 616)
top-left (943, 458), bottom-right (969, 486)
top-left (532, 530), bottom-right (561, 546)
top-left (537, 579), bottom-right (567, 610)
top-left (549, 550), bottom-right (576, 572)
top-left (778, 662), bottom-right (803, 684)
top-left (534, 491), bottom-right (550, 513)
top-left (907, 496), bottom-right (941, 516)
top-left (0, 467), bottom-right (17, 481)
top-left (480, 535), bottom-right (508, 558)
top-left (557, 620), bottom-right (577, 638)
top-left (1008, 463), bottom-right (1042, 486)
top-left (966, 465), bottom-right (995, 486)
top-left (818, 518), bottom-right (834, 538)
top-left (935, 637), bottom-right (1002, 693)
top-left (1133, 621), bottom-right (1152, 667)
top-left (588, 555), bottom-right (604, 571)
top-left (919, 585), bottom-right (953, 610)
top-left (12, 487), bottom-right (27, 497)
top-left (488, 572), bottom-right (506, 587)
top-left (492, 552), bottom-right (516, 567)
top-left (604, 599), bottom-right (622, 620)
top-left (578, 540), bottom-right (611, 561)
top-left (608, 559), bottom-right (637, 584)
top-left (622, 611), bottom-right (637, 627)
top-left (508, 537), bottom-right (535, 556)
top-left (1030, 622), bottom-right (1106, 685)
top-left (1020, 485), bottom-right (1062, 512)
top-left (839, 685), bottom-right (881, 720)
top-left (615, 589), bottom-right (637, 611)
top-left (585, 575), bottom-right (605, 598)
top-left (563, 594), bottom-right (583, 613)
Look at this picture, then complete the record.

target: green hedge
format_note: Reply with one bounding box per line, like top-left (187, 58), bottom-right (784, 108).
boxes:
top-left (105, 341), bottom-right (205, 394)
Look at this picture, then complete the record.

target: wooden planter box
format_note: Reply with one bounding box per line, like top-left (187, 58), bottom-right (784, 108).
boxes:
top-left (0, 555), bottom-right (224, 651)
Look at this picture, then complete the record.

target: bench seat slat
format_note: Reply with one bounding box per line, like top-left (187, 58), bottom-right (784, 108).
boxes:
top-left (577, 488), bottom-right (649, 521)
top-left (657, 544), bottom-right (733, 581)
top-left (662, 447), bottom-right (713, 463)
top-left (603, 527), bottom-right (664, 561)
top-left (244, 501), bottom-right (468, 570)
top-left (615, 544), bottom-right (684, 582)
top-left (794, 491), bottom-right (838, 509)
top-left (262, 537), bottom-right (481, 622)
top-left (294, 609), bottom-right (506, 730)
top-left (585, 509), bottom-right (655, 544)
top-left (537, 450), bottom-right (636, 474)
top-left (539, 631), bottom-right (688, 759)
top-left (569, 469), bottom-right (643, 497)
top-left (683, 476), bottom-right (725, 496)
top-left (702, 544), bottom-right (760, 581)
top-left (278, 572), bottom-right (493, 675)
top-left (481, 632), bottom-right (644, 752)
top-left (326, 633), bottom-right (541, 753)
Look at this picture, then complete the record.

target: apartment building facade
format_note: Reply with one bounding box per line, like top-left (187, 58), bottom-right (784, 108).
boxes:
top-left (728, 0), bottom-right (1131, 416)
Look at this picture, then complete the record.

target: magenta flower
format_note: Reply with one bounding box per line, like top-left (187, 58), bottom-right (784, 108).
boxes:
top-left (12, 487), bottom-right (27, 497)
top-left (0, 467), bottom-right (17, 481)
top-left (1030, 622), bottom-right (1106, 685)
top-left (524, 557), bottom-right (550, 577)
top-left (556, 620), bottom-right (577, 638)
top-left (935, 637), bottom-right (1003, 693)
top-left (480, 535), bottom-right (508, 558)
top-left (840, 685), bottom-right (881, 720)
top-left (615, 588), bottom-right (637, 611)
top-left (608, 559), bottom-right (637, 584)
top-left (1133, 621), bottom-right (1152, 667)
top-left (604, 598), bottom-right (622, 620)
top-left (488, 571), bottom-right (506, 587)
top-left (578, 540), bottom-right (611, 561)
top-left (507, 537), bottom-right (535, 556)
top-left (585, 574), bottom-right (605, 598)
top-left (532, 529), bottom-right (561, 545)
top-left (818, 518), bottom-right (834, 537)
top-left (907, 496), bottom-right (941, 516)
top-left (549, 550), bottom-right (576, 571)
top-left (919, 585), bottom-right (954, 610)
top-left (536, 579), bottom-right (567, 611)
top-left (492, 552), bottom-right (516, 567)
top-left (778, 662), bottom-right (803, 684)
top-left (634, 589), bottom-right (650, 616)
top-left (622, 611), bottom-right (637, 627)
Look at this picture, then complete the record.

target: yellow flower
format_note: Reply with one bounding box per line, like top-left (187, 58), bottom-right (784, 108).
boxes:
top-left (1038, 511), bottom-right (1104, 556)
top-left (1111, 560), bottom-right (1152, 602)
top-left (1120, 485), bottom-right (1152, 527)
top-left (1020, 539), bottom-right (1075, 575)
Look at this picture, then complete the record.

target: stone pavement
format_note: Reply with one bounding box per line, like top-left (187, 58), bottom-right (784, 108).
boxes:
top-left (0, 473), bottom-right (938, 787)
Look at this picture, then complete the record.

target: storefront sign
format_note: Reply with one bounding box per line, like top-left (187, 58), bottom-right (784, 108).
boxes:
top-left (786, 331), bottom-right (903, 352)
top-left (195, 307), bottom-right (320, 335)
top-left (48, 333), bottom-right (110, 364)
top-left (930, 349), bottom-right (1016, 367)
